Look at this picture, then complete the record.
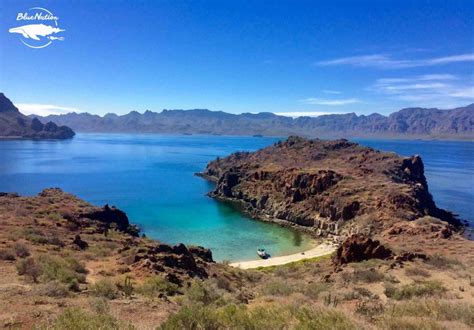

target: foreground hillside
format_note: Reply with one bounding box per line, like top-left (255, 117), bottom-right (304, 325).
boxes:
top-left (36, 104), bottom-right (474, 139)
top-left (0, 188), bottom-right (472, 329)
top-left (0, 94), bottom-right (75, 140)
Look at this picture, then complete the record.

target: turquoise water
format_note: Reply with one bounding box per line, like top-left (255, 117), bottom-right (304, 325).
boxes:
top-left (0, 134), bottom-right (313, 261)
top-left (0, 134), bottom-right (472, 260)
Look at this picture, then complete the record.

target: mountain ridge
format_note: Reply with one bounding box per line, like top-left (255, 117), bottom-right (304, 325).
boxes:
top-left (0, 93), bottom-right (75, 139)
top-left (33, 103), bottom-right (474, 139)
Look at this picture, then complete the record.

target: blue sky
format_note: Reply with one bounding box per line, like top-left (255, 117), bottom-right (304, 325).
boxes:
top-left (0, 0), bottom-right (473, 116)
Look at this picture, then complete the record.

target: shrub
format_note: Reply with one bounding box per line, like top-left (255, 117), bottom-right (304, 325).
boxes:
top-left (36, 280), bottom-right (70, 297)
top-left (425, 254), bottom-right (464, 270)
top-left (215, 276), bottom-right (232, 292)
top-left (351, 269), bottom-right (385, 283)
top-left (44, 307), bottom-right (128, 330)
top-left (304, 282), bottom-right (329, 299)
top-left (405, 267), bottom-right (430, 278)
top-left (385, 281), bottom-right (446, 300)
top-left (377, 316), bottom-right (443, 330)
top-left (90, 297), bottom-right (109, 314)
top-left (161, 304), bottom-right (357, 330)
top-left (137, 276), bottom-right (180, 299)
top-left (262, 280), bottom-right (293, 296)
top-left (183, 280), bottom-right (224, 306)
top-left (14, 242), bottom-right (30, 258)
top-left (295, 306), bottom-right (356, 329)
top-left (388, 300), bottom-right (474, 327)
top-left (38, 255), bottom-right (87, 285)
top-left (24, 228), bottom-right (64, 247)
top-left (16, 257), bottom-right (42, 282)
top-left (90, 279), bottom-right (119, 299)
top-left (0, 249), bottom-right (16, 261)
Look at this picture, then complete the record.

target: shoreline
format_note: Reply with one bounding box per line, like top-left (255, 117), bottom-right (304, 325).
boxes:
top-left (229, 242), bottom-right (337, 269)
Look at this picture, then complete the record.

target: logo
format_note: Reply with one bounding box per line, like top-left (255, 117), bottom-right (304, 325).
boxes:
top-left (8, 7), bottom-right (65, 49)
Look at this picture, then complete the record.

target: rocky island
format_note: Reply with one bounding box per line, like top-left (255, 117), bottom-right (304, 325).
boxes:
top-left (0, 93), bottom-right (75, 139)
top-left (199, 136), bottom-right (461, 241)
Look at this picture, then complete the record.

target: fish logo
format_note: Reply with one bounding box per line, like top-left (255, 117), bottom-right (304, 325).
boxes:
top-left (9, 7), bottom-right (65, 49)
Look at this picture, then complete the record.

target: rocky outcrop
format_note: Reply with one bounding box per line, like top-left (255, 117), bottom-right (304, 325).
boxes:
top-left (0, 93), bottom-right (75, 139)
top-left (121, 240), bottom-right (213, 284)
top-left (333, 234), bottom-right (393, 265)
top-left (79, 204), bottom-right (139, 236)
top-left (0, 188), bottom-right (215, 286)
top-left (200, 136), bottom-right (460, 238)
top-left (72, 235), bottom-right (88, 250)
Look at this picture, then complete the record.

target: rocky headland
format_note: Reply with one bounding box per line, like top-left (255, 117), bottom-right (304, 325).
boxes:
top-left (199, 136), bottom-right (461, 241)
top-left (0, 93), bottom-right (75, 139)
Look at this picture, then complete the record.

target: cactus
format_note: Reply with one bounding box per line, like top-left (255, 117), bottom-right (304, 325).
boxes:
top-left (123, 276), bottom-right (134, 298)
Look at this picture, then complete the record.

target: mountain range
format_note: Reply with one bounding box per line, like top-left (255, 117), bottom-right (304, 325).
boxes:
top-left (0, 93), bottom-right (75, 139)
top-left (34, 104), bottom-right (474, 139)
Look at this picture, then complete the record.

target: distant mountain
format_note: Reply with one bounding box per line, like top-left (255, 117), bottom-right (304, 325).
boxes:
top-left (0, 93), bottom-right (75, 139)
top-left (34, 103), bottom-right (474, 139)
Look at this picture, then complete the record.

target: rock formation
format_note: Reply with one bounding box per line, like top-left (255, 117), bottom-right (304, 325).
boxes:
top-left (199, 136), bottom-right (460, 239)
top-left (333, 234), bottom-right (392, 265)
top-left (0, 93), bottom-right (75, 139)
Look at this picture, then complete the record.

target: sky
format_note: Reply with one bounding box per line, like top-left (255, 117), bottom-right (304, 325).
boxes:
top-left (0, 0), bottom-right (473, 117)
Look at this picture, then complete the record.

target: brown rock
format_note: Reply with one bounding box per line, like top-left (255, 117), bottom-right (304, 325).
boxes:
top-left (333, 234), bottom-right (392, 265)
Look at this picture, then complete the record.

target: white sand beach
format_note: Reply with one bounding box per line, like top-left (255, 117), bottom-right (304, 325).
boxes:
top-left (229, 242), bottom-right (337, 269)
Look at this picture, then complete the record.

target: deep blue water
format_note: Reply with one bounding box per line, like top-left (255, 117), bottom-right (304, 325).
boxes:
top-left (354, 139), bottom-right (474, 226)
top-left (0, 134), bottom-right (472, 260)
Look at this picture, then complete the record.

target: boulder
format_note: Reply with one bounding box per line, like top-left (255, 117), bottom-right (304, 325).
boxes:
top-left (333, 234), bottom-right (392, 265)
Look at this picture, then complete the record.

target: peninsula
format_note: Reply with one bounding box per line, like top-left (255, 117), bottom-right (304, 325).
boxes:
top-left (0, 93), bottom-right (75, 140)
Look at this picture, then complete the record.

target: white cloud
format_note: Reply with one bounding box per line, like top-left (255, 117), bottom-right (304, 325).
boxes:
top-left (376, 74), bottom-right (458, 84)
top-left (300, 98), bottom-right (360, 106)
top-left (322, 90), bottom-right (341, 94)
top-left (16, 103), bottom-right (79, 116)
top-left (274, 111), bottom-right (343, 117)
top-left (371, 73), bottom-right (474, 107)
top-left (316, 53), bottom-right (474, 69)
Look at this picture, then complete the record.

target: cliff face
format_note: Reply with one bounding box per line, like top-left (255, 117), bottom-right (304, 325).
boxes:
top-left (200, 136), bottom-right (459, 238)
top-left (0, 93), bottom-right (75, 139)
top-left (36, 104), bottom-right (474, 139)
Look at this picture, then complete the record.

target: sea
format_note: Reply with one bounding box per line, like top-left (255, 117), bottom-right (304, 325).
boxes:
top-left (0, 134), bottom-right (472, 261)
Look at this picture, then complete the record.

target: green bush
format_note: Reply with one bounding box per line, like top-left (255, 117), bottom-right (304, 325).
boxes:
top-left (16, 257), bottom-right (42, 282)
top-left (425, 254), bottom-right (464, 270)
top-left (161, 304), bottom-right (357, 330)
top-left (16, 254), bottom-right (87, 288)
top-left (386, 299), bottom-right (474, 327)
top-left (24, 228), bottom-right (64, 247)
top-left (351, 269), bottom-right (385, 283)
top-left (405, 267), bottom-right (430, 277)
top-left (183, 280), bottom-right (223, 306)
top-left (43, 307), bottom-right (129, 330)
top-left (90, 279), bottom-right (119, 299)
top-left (137, 276), bottom-right (180, 299)
top-left (36, 280), bottom-right (70, 297)
top-left (38, 255), bottom-right (87, 285)
top-left (385, 281), bottom-right (446, 300)
top-left (262, 280), bottom-right (293, 296)
top-left (304, 282), bottom-right (329, 299)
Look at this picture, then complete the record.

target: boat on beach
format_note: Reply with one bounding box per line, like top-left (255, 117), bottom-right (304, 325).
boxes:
top-left (257, 248), bottom-right (268, 259)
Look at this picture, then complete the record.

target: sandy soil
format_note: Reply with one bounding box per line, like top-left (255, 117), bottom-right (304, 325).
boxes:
top-left (230, 242), bottom-right (337, 269)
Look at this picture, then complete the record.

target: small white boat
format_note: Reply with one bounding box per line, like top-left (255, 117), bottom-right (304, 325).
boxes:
top-left (257, 248), bottom-right (268, 259)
